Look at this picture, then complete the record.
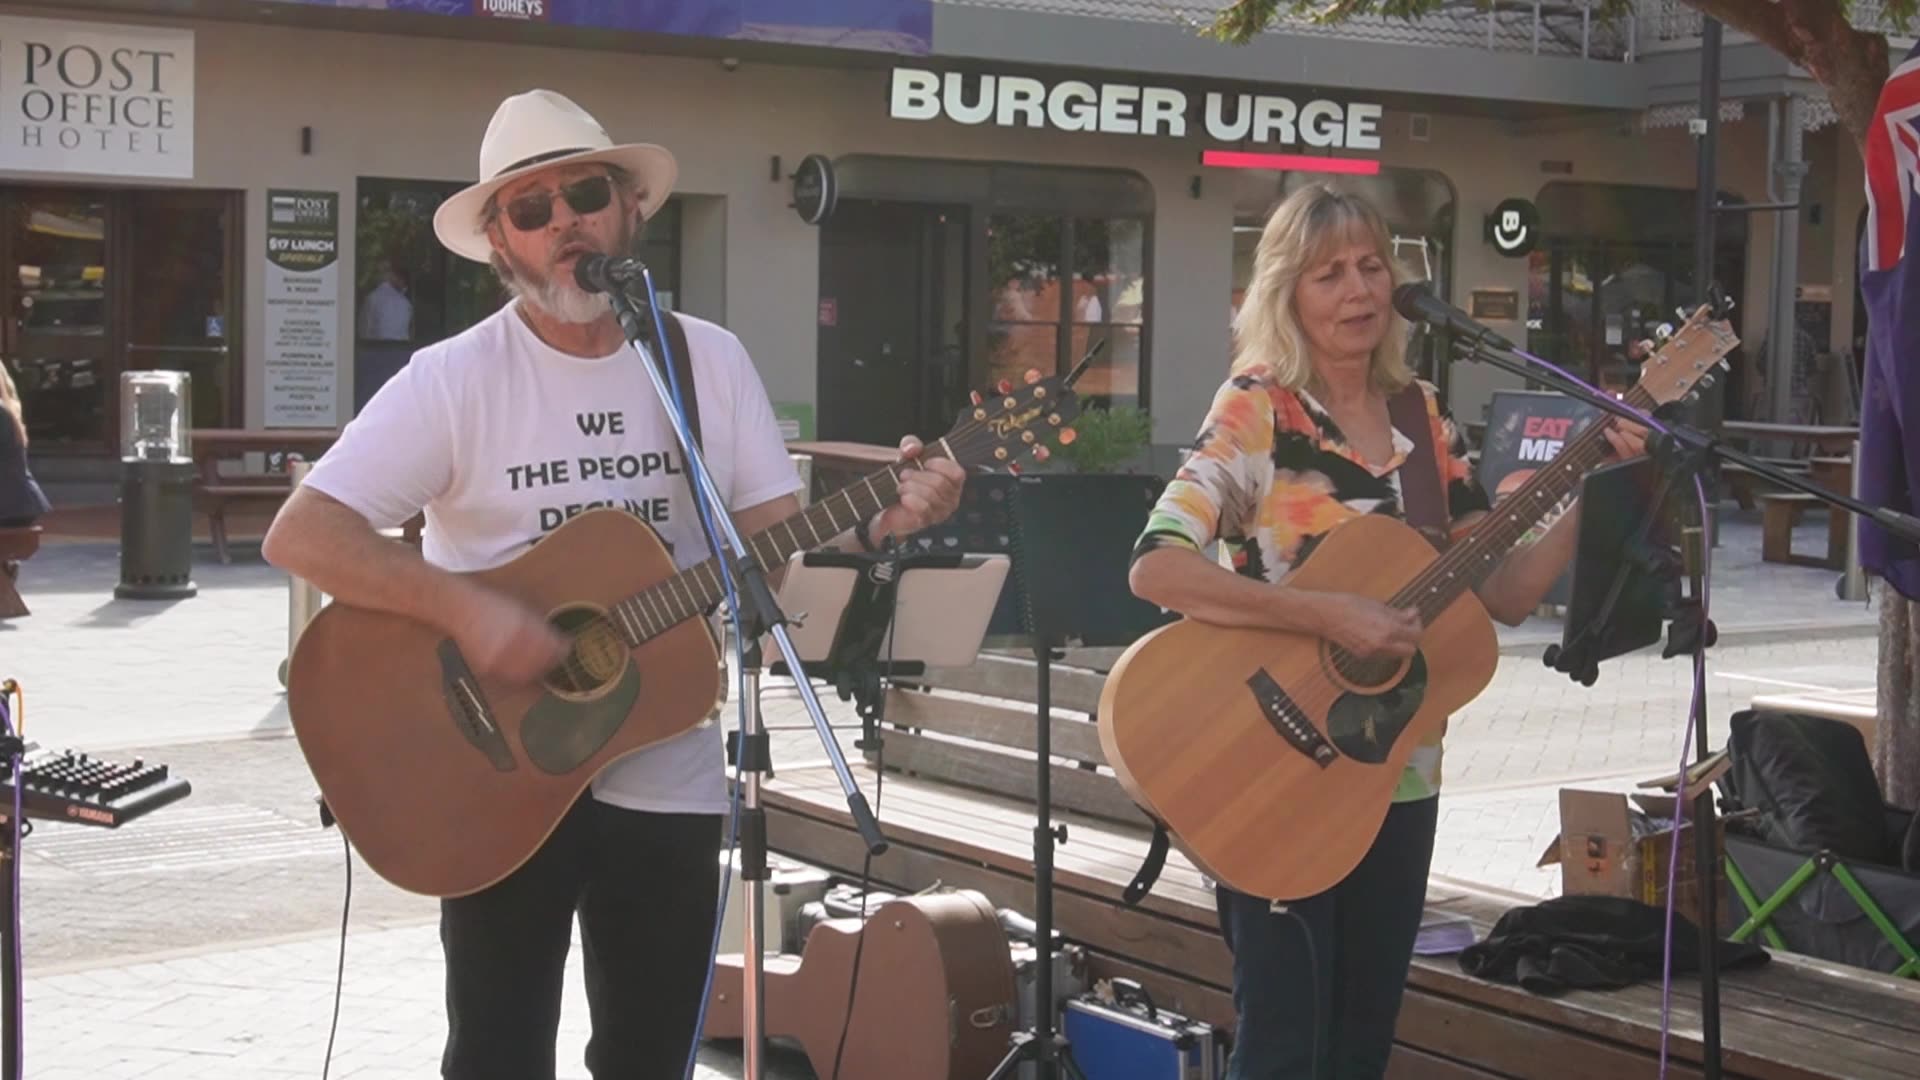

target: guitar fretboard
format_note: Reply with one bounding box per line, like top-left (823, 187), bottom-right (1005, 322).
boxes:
top-left (1395, 386), bottom-right (1649, 623)
top-left (595, 454), bottom-right (926, 647)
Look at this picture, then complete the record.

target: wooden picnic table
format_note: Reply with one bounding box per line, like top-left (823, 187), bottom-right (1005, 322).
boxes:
top-left (190, 428), bottom-right (341, 563)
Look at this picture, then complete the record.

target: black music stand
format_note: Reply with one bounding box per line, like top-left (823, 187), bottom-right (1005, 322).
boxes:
top-left (1543, 456), bottom-right (1690, 686)
top-left (983, 472), bottom-right (1175, 1080)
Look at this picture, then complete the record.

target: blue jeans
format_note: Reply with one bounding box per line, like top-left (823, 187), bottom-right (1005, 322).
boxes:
top-left (1214, 795), bottom-right (1438, 1080)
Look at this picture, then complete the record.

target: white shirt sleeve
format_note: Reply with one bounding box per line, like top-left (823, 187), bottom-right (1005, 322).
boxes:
top-left (299, 353), bottom-right (455, 530)
top-left (721, 337), bottom-right (804, 512)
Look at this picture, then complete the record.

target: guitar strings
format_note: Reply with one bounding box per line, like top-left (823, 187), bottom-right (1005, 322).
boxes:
top-left (534, 407), bottom-right (1016, 688)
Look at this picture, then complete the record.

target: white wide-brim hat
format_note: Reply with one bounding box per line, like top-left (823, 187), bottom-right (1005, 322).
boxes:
top-left (432, 89), bottom-right (678, 264)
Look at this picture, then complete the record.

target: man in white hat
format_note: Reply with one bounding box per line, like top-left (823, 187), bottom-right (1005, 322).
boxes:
top-left (264, 89), bottom-right (964, 1078)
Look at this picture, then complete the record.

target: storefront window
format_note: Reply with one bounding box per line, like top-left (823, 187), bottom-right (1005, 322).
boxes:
top-left (7, 193), bottom-right (109, 447)
top-left (1525, 181), bottom-right (1748, 407)
top-left (820, 155), bottom-right (1152, 446)
top-left (986, 212), bottom-right (1147, 410)
top-left (4, 187), bottom-right (240, 451)
top-left (1231, 167), bottom-right (1456, 383)
top-left (353, 179), bottom-right (682, 412)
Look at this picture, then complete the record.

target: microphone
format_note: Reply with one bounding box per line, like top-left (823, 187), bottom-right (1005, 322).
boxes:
top-left (573, 253), bottom-right (648, 295)
top-left (1392, 282), bottom-right (1516, 352)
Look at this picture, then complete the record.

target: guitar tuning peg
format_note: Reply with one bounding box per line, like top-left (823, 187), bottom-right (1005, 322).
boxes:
top-left (1697, 373), bottom-right (1716, 391)
top-left (1058, 427), bottom-right (1077, 445)
top-left (1024, 369), bottom-right (1042, 385)
top-left (997, 379), bottom-right (1012, 395)
top-left (970, 390), bottom-right (982, 406)
top-left (1034, 445), bottom-right (1051, 462)
top-left (1007, 462), bottom-right (1022, 476)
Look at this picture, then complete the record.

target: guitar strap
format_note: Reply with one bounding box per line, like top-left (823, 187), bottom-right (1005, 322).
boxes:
top-left (1387, 381), bottom-right (1450, 552)
top-left (658, 311), bottom-right (703, 453)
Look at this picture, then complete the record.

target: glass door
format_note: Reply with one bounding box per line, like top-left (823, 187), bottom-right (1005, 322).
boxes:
top-left (121, 188), bottom-right (242, 434)
top-left (2, 190), bottom-right (110, 449)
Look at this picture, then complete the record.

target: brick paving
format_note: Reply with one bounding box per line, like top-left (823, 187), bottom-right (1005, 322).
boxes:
top-left (0, 514), bottom-right (1887, 1077)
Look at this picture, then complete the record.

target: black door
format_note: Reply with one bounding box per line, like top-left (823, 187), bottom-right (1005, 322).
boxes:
top-left (817, 199), bottom-right (968, 446)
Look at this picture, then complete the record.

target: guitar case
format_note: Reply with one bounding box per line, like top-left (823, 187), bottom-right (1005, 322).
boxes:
top-left (703, 887), bottom-right (1018, 1080)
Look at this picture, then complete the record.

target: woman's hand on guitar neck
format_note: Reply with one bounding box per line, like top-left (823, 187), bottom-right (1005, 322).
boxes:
top-left (1602, 419), bottom-right (1649, 461)
top-left (1313, 593), bottom-right (1423, 660)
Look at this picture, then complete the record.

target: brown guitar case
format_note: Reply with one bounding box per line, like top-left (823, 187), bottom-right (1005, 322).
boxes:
top-left (703, 888), bottom-right (1018, 1080)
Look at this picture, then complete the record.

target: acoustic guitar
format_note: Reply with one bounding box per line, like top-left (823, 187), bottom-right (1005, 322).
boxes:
top-left (1097, 307), bottom-right (1737, 902)
top-left (703, 889), bottom-right (1018, 1080)
top-left (285, 370), bottom-right (1084, 898)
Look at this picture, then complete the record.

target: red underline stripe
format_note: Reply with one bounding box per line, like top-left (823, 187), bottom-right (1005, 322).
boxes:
top-left (1200, 150), bottom-right (1381, 175)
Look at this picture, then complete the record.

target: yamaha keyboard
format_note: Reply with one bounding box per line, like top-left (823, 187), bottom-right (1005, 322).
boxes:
top-left (0, 743), bottom-right (191, 828)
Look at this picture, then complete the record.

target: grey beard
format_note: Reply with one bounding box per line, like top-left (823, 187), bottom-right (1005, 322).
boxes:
top-left (491, 250), bottom-right (610, 325)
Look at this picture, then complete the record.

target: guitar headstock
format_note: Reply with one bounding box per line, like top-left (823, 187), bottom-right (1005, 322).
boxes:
top-left (938, 368), bottom-right (1086, 474)
top-left (1634, 304), bottom-right (1739, 409)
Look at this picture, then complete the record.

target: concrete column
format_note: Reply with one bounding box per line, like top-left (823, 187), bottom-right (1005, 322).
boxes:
top-left (1770, 94), bottom-right (1809, 426)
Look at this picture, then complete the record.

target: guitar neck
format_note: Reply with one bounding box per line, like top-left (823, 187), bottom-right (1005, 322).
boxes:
top-left (1397, 387), bottom-right (1651, 623)
top-left (601, 445), bottom-right (938, 646)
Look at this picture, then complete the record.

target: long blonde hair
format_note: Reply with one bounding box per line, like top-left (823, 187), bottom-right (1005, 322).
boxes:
top-left (1231, 182), bottom-right (1414, 396)
top-left (0, 364), bottom-right (23, 448)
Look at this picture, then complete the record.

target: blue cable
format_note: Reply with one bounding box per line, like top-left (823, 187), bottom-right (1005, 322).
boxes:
top-left (629, 273), bottom-right (753, 1080)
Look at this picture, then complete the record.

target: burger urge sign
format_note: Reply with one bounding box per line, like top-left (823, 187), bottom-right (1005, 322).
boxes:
top-left (0, 15), bottom-right (194, 180)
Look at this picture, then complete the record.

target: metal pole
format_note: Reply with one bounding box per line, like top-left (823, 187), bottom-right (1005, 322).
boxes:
top-left (1770, 95), bottom-right (1808, 431)
top-left (1844, 436), bottom-right (1868, 600)
top-left (1689, 21), bottom-right (1725, 436)
top-left (739, 647), bottom-right (766, 1080)
top-left (1691, 20), bottom-right (1725, 1080)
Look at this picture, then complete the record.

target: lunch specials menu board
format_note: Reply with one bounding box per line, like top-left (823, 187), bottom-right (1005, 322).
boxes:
top-left (264, 189), bottom-right (341, 428)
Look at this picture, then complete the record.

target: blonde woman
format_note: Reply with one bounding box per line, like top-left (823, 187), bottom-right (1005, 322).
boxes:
top-left (1128, 184), bottom-right (1642, 1079)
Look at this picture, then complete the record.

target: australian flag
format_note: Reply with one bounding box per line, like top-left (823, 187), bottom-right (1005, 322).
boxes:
top-left (1861, 39), bottom-right (1920, 601)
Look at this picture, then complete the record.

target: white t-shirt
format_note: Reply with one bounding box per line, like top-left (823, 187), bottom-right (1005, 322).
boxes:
top-left (301, 299), bottom-right (804, 816)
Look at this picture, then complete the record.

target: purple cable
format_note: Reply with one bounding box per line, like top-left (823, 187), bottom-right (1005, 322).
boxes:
top-left (1501, 342), bottom-right (1709, 1076)
top-left (0, 690), bottom-right (17, 1080)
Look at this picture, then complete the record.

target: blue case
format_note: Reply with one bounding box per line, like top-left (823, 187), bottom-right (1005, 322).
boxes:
top-left (1061, 993), bottom-right (1222, 1079)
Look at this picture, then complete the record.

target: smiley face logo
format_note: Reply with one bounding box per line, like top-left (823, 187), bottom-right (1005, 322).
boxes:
top-left (1487, 198), bottom-right (1540, 257)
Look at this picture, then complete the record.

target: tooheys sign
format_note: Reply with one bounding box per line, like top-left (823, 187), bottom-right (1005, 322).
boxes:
top-left (0, 15), bottom-right (193, 179)
top-left (889, 67), bottom-right (1382, 150)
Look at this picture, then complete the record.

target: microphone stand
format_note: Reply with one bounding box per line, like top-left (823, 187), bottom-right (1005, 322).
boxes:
top-left (595, 266), bottom-right (888, 1080)
top-left (1437, 309), bottom-right (1920, 1080)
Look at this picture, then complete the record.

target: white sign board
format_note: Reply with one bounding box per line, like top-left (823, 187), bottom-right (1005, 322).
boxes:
top-left (889, 67), bottom-right (1381, 151)
top-left (0, 15), bottom-right (194, 179)
top-left (264, 190), bottom-right (340, 428)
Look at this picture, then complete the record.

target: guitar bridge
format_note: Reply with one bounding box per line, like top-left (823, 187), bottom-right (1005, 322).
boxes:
top-left (438, 640), bottom-right (516, 772)
top-left (1247, 669), bottom-right (1338, 769)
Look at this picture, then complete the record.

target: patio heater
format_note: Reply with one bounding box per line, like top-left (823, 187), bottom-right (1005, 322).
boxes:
top-left (114, 371), bottom-right (198, 600)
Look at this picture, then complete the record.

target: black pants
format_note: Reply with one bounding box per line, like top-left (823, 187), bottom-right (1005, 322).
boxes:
top-left (1214, 795), bottom-right (1438, 1080)
top-left (439, 795), bottom-right (723, 1080)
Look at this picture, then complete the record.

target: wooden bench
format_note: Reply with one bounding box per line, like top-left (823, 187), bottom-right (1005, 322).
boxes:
top-left (1759, 492), bottom-right (1848, 570)
top-left (0, 524), bottom-right (40, 618)
top-left (755, 653), bottom-right (1920, 1078)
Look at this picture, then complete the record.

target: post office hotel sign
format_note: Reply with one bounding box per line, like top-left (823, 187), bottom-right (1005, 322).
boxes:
top-left (0, 16), bottom-right (194, 180)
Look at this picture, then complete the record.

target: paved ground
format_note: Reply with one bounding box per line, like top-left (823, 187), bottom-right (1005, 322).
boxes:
top-left (0, 508), bottom-right (1885, 1077)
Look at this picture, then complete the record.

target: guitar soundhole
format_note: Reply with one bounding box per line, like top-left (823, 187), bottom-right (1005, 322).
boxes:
top-left (1323, 646), bottom-right (1407, 693)
top-left (542, 604), bottom-right (630, 698)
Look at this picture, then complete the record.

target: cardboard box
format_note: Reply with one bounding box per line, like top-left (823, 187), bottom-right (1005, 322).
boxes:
top-left (1537, 752), bottom-right (1731, 927)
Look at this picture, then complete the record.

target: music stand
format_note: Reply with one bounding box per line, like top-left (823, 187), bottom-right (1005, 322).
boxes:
top-left (727, 550), bottom-right (1007, 1076)
top-left (1543, 456), bottom-right (1681, 686)
top-left (985, 472), bottom-right (1176, 1080)
top-left (766, 550), bottom-right (1010, 747)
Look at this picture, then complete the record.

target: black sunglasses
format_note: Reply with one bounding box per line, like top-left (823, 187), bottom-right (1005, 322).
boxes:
top-left (498, 174), bottom-right (614, 231)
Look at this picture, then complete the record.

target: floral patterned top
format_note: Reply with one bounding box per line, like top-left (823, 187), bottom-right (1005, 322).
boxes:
top-left (1131, 365), bottom-right (1492, 802)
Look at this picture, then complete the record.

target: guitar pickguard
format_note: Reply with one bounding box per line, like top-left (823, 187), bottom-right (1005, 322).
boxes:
top-left (1325, 651), bottom-right (1429, 764)
top-left (521, 663), bottom-right (643, 775)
